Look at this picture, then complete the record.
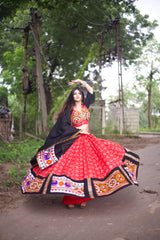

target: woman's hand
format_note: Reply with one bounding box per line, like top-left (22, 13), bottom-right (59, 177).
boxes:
top-left (76, 124), bottom-right (89, 135)
top-left (68, 79), bottom-right (93, 94)
top-left (68, 79), bottom-right (83, 85)
top-left (80, 129), bottom-right (89, 135)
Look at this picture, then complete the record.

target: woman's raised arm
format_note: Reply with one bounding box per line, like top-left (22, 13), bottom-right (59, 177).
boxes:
top-left (68, 79), bottom-right (93, 94)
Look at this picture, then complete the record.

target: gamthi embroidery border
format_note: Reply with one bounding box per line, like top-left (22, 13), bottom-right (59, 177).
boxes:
top-left (92, 168), bottom-right (130, 197)
top-left (50, 175), bottom-right (85, 197)
top-left (22, 170), bottom-right (45, 193)
top-left (37, 145), bottom-right (58, 170)
top-left (22, 149), bottom-right (140, 197)
top-left (91, 151), bottom-right (139, 198)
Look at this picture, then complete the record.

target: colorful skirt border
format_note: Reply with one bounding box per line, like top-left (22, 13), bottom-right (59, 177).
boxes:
top-left (21, 149), bottom-right (140, 198)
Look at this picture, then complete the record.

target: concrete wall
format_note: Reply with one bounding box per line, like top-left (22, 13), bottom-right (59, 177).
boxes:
top-left (89, 105), bottom-right (106, 134)
top-left (124, 107), bottom-right (139, 133)
top-left (108, 105), bottom-right (139, 134)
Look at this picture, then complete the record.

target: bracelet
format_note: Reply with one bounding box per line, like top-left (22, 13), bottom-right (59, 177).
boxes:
top-left (82, 81), bottom-right (87, 87)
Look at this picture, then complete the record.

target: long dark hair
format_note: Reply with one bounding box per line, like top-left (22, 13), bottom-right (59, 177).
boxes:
top-left (56, 86), bottom-right (84, 120)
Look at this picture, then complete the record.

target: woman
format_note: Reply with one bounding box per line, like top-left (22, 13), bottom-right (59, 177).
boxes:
top-left (22, 79), bottom-right (140, 209)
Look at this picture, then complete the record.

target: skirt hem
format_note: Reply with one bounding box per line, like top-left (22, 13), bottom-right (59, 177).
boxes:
top-left (22, 149), bottom-right (140, 199)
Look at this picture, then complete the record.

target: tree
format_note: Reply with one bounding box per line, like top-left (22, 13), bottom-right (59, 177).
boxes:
top-left (0, 0), bottom-right (28, 22)
top-left (134, 39), bottom-right (160, 129)
top-left (0, 86), bottom-right (8, 107)
top-left (0, 0), bottom-right (158, 135)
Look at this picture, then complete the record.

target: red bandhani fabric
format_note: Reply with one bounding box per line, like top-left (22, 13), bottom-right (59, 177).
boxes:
top-left (62, 195), bottom-right (92, 205)
top-left (22, 133), bottom-right (140, 199)
top-left (33, 134), bottom-right (125, 180)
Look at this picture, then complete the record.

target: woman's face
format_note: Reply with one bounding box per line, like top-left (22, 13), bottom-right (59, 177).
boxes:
top-left (73, 89), bottom-right (82, 103)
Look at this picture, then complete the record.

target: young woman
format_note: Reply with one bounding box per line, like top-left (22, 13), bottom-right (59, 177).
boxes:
top-left (22, 79), bottom-right (140, 209)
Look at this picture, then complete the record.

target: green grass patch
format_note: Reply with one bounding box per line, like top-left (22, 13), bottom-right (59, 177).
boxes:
top-left (0, 138), bottom-right (44, 165)
top-left (140, 127), bottom-right (160, 132)
top-left (0, 137), bottom-right (44, 185)
top-left (8, 165), bottom-right (28, 185)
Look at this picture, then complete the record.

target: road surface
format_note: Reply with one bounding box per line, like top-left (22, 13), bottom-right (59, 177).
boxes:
top-left (0, 143), bottom-right (160, 240)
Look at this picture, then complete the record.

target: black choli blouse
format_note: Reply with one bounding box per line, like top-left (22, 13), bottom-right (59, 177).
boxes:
top-left (30, 91), bottom-right (95, 166)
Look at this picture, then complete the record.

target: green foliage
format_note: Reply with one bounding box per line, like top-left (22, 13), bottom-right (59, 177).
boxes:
top-left (8, 165), bottom-right (28, 185)
top-left (0, 137), bottom-right (44, 185)
top-left (0, 86), bottom-right (8, 106)
top-left (133, 39), bottom-right (160, 129)
top-left (48, 94), bottom-right (66, 125)
top-left (140, 127), bottom-right (160, 132)
top-left (152, 116), bottom-right (160, 129)
top-left (0, 0), bottom-right (29, 22)
top-left (1, 44), bottom-right (24, 95)
top-left (105, 123), bottom-right (120, 135)
top-left (0, 138), bottom-right (44, 165)
top-left (7, 94), bottom-right (22, 130)
top-left (0, 0), bottom-right (158, 135)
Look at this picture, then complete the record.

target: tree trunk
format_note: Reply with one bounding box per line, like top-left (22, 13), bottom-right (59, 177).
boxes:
top-left (148, 72), bottom-right (153, 129)
top-left (30, 8), bottom-right (48, 134)
top-left (46, 58), bottom-right (58, 114)
top-left (22, 26), bottom-right (29, 135)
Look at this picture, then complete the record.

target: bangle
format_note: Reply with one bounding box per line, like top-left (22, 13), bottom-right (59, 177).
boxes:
top-left (82, 81), bottom-right (87, 87)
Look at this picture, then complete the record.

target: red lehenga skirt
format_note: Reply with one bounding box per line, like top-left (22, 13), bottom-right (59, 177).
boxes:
top-left (22, 134), bottom-right (140, 202)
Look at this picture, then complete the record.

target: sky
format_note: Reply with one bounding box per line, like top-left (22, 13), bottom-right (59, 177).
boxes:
top-left (102, 0), bottom-right (160, 100)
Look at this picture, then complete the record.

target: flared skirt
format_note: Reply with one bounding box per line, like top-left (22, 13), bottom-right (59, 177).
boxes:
top-left (21, 134), bottom-right (140, 198)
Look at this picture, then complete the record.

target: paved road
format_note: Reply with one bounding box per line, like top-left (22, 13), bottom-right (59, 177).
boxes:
top-left (0, 144), bottom-right (160, 240)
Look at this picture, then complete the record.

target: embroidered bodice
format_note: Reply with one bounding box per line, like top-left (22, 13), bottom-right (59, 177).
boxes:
top-left (71, 105), bottom-right (90, 127)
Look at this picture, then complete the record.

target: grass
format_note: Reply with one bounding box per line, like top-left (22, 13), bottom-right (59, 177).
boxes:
top-left (0, 137), bottom-right (44, 185)
top-left (140, 127), bottom-right (160, 132)
top-left (0, 138), bottom-right (44, 165)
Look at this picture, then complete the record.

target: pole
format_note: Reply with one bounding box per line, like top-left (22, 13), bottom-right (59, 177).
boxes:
top-left (97, 34), bottom-right (103, 102)
top-left (115, 18), bottom-right (125, 135)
